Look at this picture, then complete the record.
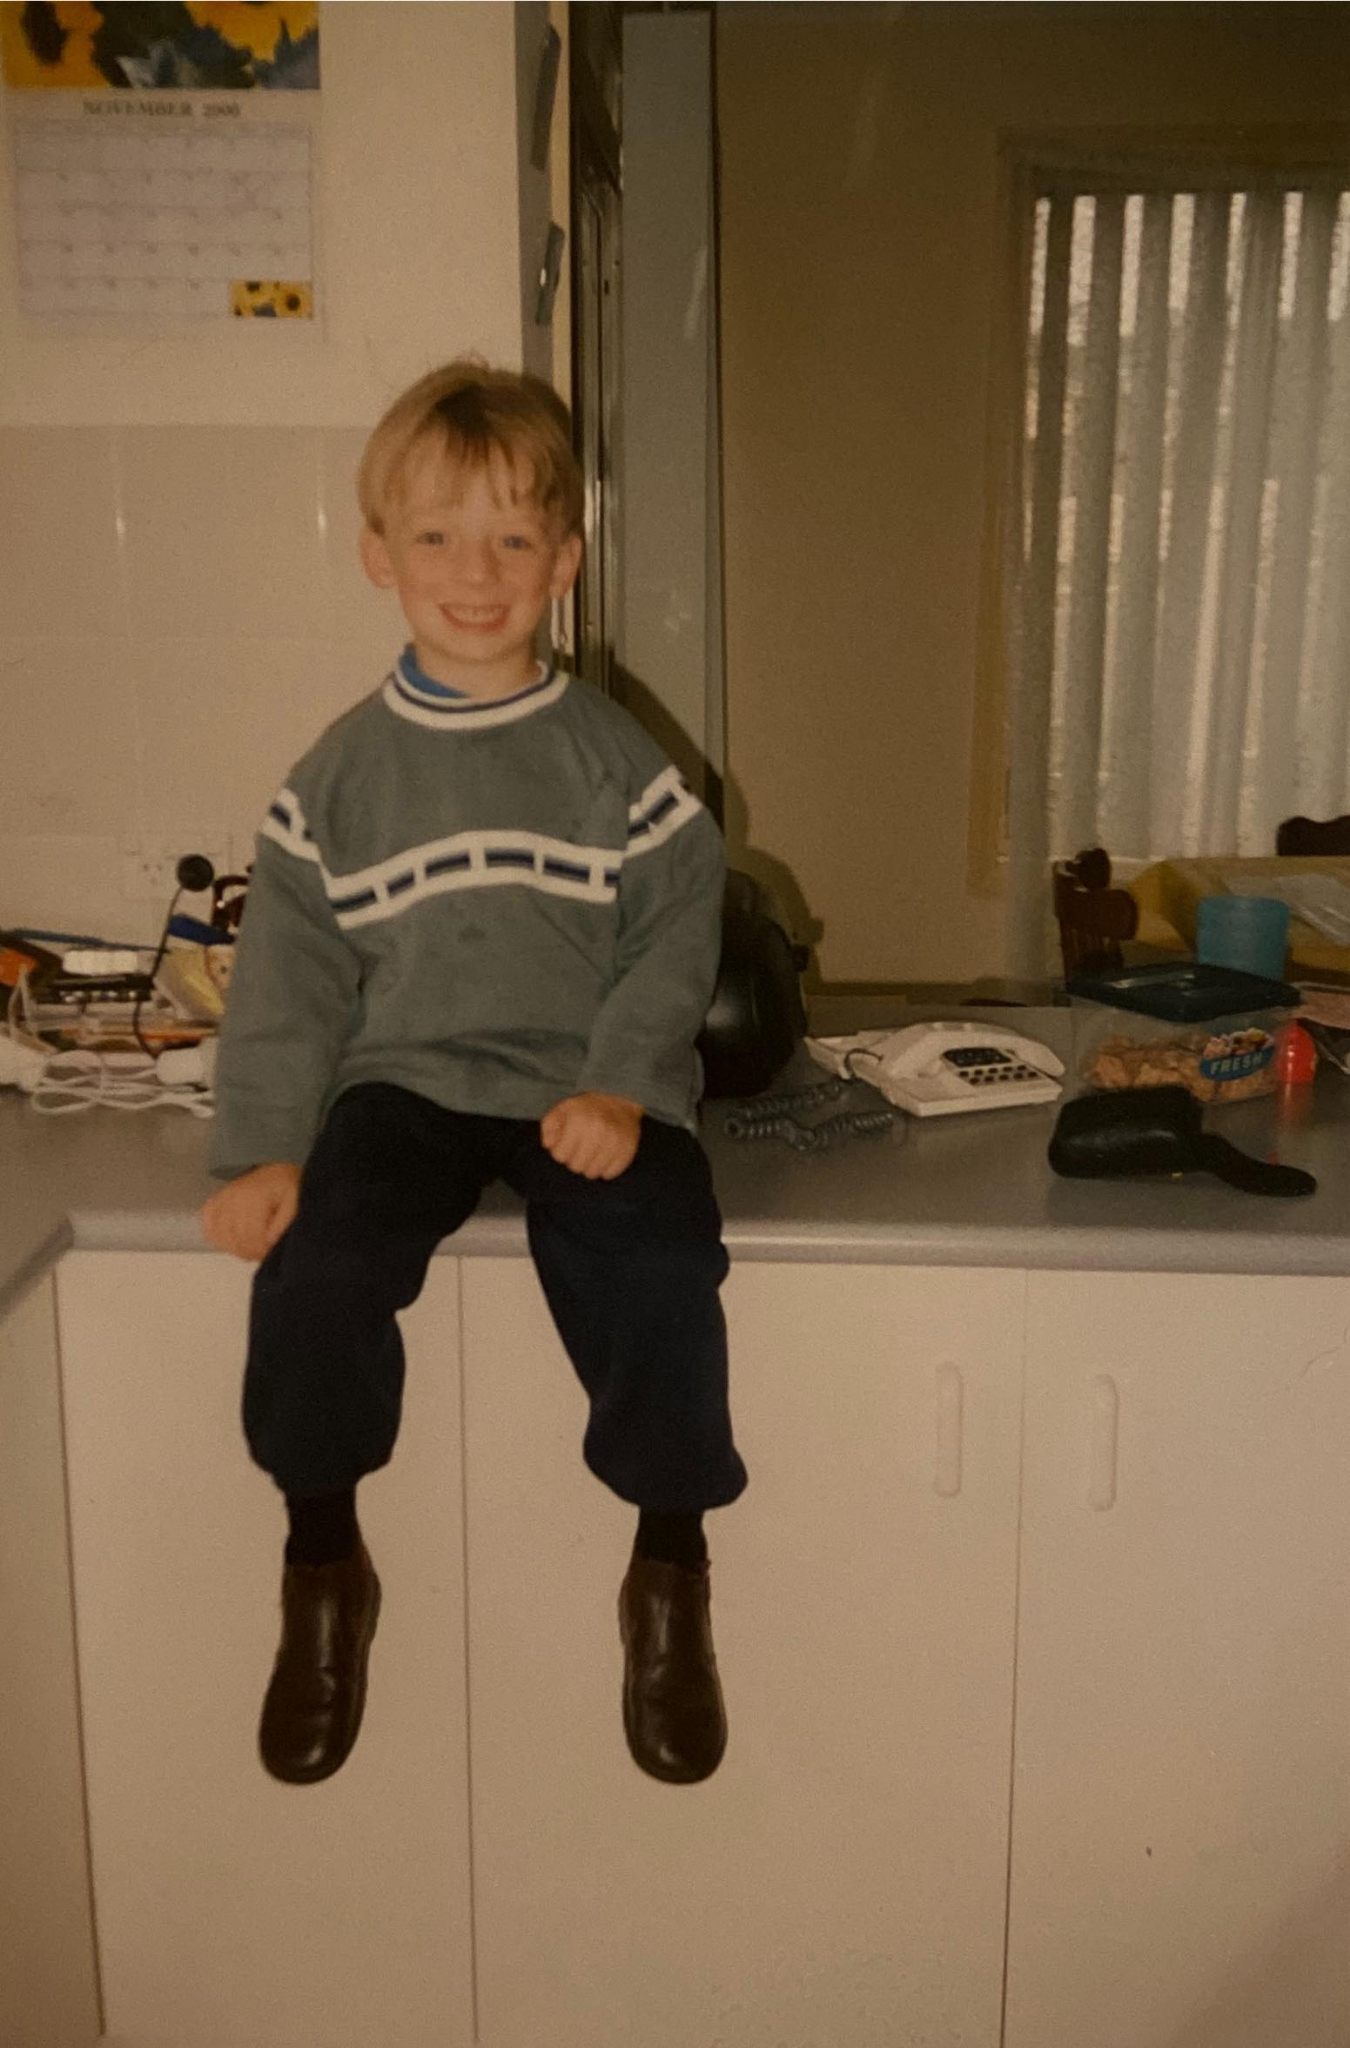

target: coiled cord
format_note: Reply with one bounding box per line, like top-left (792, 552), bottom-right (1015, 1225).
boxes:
top-left (723, 1078), bottom-right (898, 1152)
top-left (726, 1077), bottom-right (850, 1124)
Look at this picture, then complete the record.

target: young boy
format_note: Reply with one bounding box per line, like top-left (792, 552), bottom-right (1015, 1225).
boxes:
top-left (200, 361), bottom-right (746, 1789)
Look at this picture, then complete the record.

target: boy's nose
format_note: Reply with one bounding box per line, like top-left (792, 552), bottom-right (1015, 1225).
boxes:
top-left (456, 538), bottom-right (496, 582)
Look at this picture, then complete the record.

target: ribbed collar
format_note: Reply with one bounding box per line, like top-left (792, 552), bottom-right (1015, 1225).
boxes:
top-left (382, 654), bottom-right (567, 731)
top-left (397, 645), bottom-right (468, 699)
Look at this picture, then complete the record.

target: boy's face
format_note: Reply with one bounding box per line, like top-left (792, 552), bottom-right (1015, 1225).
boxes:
top-left (360, 448), bottom-right (582, 699)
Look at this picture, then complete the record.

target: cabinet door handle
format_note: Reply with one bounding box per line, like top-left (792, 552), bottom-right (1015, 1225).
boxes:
top-left (1087, 1373), bottom-right (1119, 1510)
top-left (934, 1363), bottom-right (963, 1497)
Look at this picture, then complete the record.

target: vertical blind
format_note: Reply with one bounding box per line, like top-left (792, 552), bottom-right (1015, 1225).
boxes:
top-left (1005, 178), bottom-right (1350, 972)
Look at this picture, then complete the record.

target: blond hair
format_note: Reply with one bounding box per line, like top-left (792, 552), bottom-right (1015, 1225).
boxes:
top-left (358, 359), bottom-right (584, 538)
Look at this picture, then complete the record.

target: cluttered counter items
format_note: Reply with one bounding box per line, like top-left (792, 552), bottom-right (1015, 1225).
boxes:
top-left (0, 918), bottom-right (228, 1119)
top-left (6, 1009), bottom-right (1350, 1325)
top-left (1131, 854), bottom-right (1350, 976)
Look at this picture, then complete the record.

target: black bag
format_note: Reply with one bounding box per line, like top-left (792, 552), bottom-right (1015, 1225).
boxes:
top-left (1048, 1086), bottom-right (1315, 1198)
top-left (697, 872), bottom-right (808, 1099)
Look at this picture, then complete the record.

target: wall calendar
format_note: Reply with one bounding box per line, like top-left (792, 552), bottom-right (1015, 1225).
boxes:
top-left (1, 2), bottom-right (320, 323)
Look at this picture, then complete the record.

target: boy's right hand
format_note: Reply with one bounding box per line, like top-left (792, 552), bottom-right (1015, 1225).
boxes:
top-left (199, 1162), bottom-right (302, 1263)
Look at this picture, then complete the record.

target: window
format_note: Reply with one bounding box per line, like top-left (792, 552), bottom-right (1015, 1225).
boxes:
top-left (1002, 159), bottom-right (1350, 969)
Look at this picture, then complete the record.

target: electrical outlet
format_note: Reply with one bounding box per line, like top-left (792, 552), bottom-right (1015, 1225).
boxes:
top-left (120, 837), bottom-right (236, 902)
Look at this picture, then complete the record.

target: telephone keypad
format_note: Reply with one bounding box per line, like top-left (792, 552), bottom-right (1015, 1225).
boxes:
top-left (942, 1046), bottom-right (1041, 1088)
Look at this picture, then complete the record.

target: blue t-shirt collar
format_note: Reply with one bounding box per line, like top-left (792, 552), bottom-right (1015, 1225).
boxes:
top-left (398, 645), bottom-right (468, 700)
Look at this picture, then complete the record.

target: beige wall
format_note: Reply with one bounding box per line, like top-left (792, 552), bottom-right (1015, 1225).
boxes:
top-left (715, 1), bottom-right (1350, 984)
top-left (0, 1), bottom-right (525, 942)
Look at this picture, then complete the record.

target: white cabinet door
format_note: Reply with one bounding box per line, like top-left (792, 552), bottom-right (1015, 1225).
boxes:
top-left (461, 1258), bottom-right (1024, 2048)
top-left (0, 1274), bottom-right (101, 2048)
top-left (56, 1250), bottom-right (473, 2048)
top-left (1007, 1270), bottom-right (1350, 2048)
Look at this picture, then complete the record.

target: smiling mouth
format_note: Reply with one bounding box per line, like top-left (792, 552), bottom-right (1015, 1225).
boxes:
top-left (441, 605), bottom-right (509, 630)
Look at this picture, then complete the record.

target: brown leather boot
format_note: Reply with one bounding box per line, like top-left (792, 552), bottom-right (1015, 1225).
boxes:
top-left (619, 1556), bottom-right (727, 1784)
top-left (258, 1542), bottom-right (381, 1785)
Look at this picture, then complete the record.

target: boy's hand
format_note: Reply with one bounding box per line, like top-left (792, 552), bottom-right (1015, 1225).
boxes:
top-left (540, 1093), bottom-right (642, 1180)
top-left (199, 1162), bottom-right (302, 1262)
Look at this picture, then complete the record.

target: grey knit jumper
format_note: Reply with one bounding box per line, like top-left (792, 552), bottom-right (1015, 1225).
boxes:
top-left (208, 660), bottom-right (725, 1180)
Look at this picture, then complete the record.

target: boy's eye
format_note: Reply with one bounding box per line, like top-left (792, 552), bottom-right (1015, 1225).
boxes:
top-left (415, 530), bottom-right (444, 546)
top-left (500, 533), bottom-right (534, 551)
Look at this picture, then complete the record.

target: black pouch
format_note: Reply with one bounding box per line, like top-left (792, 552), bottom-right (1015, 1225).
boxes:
top-left (1048, 1086), bottom-right (1316, 1198)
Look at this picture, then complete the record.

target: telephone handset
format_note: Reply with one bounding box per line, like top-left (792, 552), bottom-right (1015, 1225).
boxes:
top-left (807, 1020), bottom-right (1064, 1117)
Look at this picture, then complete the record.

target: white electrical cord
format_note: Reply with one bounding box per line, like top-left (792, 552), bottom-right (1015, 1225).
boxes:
top-left (28, 1049), bottom-right (215, 1118)
top-left (1, 974), bottom-right (215, 1117)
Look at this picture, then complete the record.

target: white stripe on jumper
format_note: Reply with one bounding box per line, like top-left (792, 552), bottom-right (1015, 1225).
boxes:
top-left (323, 827), bottom-right (621, 931)
top-left (258, 779), bottom-right (705, 933)
top-left (628, 764), bottom-right (684, 822)
top-left (260, 788), bottom-right (322, 863)
top-left (625, 774), bottom-right (703, 860)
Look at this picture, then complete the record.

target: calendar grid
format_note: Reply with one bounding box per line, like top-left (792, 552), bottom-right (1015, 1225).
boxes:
top-left (13, 114), bottom-right (315, 321)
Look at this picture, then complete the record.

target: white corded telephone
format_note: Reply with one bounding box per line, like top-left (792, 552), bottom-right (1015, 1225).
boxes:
top-left (807, 1020), bottom-right (1064, 1117)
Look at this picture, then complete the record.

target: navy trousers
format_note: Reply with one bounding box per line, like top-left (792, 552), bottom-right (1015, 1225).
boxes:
top-left (244, 1083), bottom-right (747, 1514)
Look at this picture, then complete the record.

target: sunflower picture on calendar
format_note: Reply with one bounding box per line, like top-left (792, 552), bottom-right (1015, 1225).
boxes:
top-left (1, 2), bottom-right (319, 91)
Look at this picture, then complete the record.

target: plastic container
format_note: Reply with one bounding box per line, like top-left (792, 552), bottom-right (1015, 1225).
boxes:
top-left (1067, 960), bottom-right (1301, 1107)
top-left (1195, 894), bottom-right (1291, 980)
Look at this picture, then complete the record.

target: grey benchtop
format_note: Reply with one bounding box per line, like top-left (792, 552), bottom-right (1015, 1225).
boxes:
top-left (3, 1006), bottom-right (1349, 1318)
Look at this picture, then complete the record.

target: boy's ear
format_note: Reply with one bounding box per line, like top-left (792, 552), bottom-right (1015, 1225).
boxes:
top-left (359, 526), bottom-right (397, 590)
top-left (550, 531), bottom-right (583, 601)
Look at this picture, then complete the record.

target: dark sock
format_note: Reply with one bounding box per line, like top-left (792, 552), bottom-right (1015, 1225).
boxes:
top-left (634, 1509), bottom-right (707, 1571)
top-left (284, 1487), bottom-right (360, 1568)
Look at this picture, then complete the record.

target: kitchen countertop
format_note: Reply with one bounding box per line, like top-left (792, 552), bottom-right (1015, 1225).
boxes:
top-left (3, 1006), bottom-right (1349, 1319)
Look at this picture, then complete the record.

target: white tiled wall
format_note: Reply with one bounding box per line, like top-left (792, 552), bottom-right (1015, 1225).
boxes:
top-left (0, 423), bottom-right (410, 941)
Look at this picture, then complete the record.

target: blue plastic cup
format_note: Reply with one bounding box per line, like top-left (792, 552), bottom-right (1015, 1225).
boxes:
top-left (1194, 894), bottom-right (1290, 981)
